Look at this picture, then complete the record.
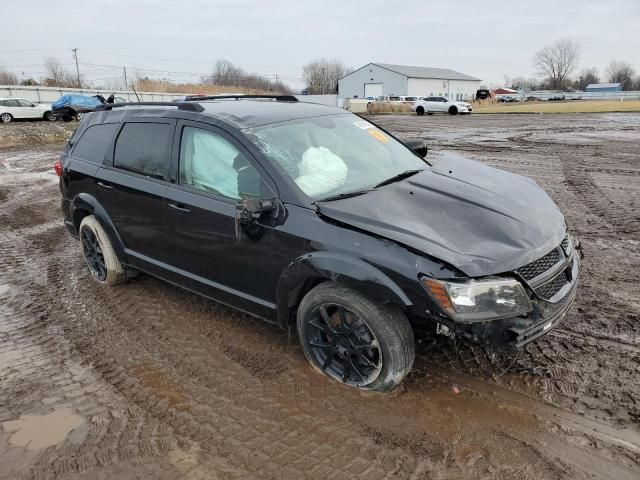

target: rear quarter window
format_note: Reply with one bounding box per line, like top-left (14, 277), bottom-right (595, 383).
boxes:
top-left (71, 123), bottom-right (119, 164)
top-left (113, 122), bottom-right (172, 179)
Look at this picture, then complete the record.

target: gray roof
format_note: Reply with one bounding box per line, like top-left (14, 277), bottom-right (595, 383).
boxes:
top-left (374, 63), bottom-right (481, 81)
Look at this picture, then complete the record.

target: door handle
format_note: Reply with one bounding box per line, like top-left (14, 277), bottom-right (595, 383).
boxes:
top-left (168, 203), bottom-right (191, 214)
top-left (97, 181), bottom-right (113, 190)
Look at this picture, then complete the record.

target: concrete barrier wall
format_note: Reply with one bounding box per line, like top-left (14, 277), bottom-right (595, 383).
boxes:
top-left (295, 94), bottom-right (339, 107)
top-left (0, 85), bottom-right (185, 103)
top-left (0, 86), bottom-right (342, 107)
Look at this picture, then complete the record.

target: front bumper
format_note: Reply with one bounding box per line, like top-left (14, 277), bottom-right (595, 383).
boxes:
top-left (446, 237), bottom-right (581, 351)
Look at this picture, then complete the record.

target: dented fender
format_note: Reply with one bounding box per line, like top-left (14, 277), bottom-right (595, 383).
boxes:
top-left (275, 251), bottom-right (413, 327)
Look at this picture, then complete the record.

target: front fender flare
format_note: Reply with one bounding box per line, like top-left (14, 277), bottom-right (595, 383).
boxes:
top-left (276, 251), bottom-right (412, 327)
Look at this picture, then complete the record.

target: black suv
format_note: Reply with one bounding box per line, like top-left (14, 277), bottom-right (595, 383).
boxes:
top-left (56, 95), bottom-right (581, 392)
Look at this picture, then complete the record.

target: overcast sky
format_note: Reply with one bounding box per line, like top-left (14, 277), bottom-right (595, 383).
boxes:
top-left (2, 0), bottom-right (639, 90)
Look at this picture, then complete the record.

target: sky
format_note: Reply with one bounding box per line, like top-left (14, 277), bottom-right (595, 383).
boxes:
top-left (2, 0), bottom-right (639, 91)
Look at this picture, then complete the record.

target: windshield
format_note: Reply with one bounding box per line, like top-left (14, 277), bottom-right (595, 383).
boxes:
top-left (246, 114), bottom-right (427, 200)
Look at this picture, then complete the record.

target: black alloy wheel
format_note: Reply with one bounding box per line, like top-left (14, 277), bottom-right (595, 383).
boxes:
top-left (81, 226), bottom-right (107, 281)
top-left (304, 303), bottom-right (382, 386)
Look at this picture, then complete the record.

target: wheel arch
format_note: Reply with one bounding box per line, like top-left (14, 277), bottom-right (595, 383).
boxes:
top-left (71, 193), bottom-right (126, 261)
top-left (276, 252), bottom-right (412, 328)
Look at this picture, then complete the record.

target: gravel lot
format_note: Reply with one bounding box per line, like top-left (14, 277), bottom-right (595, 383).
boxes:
top-left (1, 113), bottom-right (639, 479)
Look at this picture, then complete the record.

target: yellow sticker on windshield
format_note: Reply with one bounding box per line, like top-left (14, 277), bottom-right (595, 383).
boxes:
top-left (368, 129), bottom-right (390, 143)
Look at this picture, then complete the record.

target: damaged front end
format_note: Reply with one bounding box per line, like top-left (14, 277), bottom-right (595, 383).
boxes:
top-left (425, 234), bottom-right (582, 352)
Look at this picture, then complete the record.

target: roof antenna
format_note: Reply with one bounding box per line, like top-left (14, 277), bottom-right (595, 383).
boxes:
top-left (131, 85), bottom-right (141, 102)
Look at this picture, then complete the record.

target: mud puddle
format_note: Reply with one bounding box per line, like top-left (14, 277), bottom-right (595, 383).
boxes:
top-left (2, 408), bottom-right (86, 450)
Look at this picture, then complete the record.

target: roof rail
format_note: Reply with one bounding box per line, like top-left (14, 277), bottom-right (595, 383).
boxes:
top-left (95, 102), bottom-right (205, 112)
top-left (183, 94), bottom-right (298, 102)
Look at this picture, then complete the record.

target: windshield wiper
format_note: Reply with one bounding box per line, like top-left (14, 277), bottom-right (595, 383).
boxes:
top-left (316, 189), bottom-right (371, 202)
top-left (374, 169), bottom-right (422, 188)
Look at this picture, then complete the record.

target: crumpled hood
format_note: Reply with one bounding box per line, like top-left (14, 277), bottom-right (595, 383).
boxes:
top-left (316, 154), bottom-right (566, 277)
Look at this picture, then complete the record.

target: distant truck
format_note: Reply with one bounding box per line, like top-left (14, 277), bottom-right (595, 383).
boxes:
top-left (475, 89), bottom-right (491, 100)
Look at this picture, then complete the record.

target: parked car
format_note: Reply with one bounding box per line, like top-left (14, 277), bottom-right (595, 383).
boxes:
top-left (548, 94), bottom-right (566, 101)
top-left (55, 96), bottom-right (581, 392)
top-left (412, 96), bottom-right (473, 115)
top-left (0, 97), bottom-right (54, 123)
top-left (375, 95), bottom-right (402, 102)
top-left (50, 94), bottom-right (103, 122)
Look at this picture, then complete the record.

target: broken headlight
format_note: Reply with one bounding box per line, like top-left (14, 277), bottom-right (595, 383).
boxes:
top-left (421, 277), bottom-right (532, 322)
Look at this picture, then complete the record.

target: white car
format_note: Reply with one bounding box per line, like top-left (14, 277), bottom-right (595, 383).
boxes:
top-left (411, 96), bottom-right (473, 115)
top-left (0, 97), bottom-right (54, 123)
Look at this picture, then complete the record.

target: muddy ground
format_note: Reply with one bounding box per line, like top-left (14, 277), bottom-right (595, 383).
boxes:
top-left (1, 113), bottom-right (639, 479)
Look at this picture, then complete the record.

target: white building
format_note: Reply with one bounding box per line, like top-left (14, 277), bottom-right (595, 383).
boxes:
top-left (338, 63), bottom-right (481, 101)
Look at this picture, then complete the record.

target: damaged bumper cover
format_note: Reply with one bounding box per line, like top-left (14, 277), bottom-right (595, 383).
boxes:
top-left (440, 236), bottom-right (582, 351)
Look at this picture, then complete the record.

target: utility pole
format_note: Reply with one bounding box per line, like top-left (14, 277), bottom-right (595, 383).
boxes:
top-left (123, 66), bottom-right (128, 91)
top-left (72, 48), bottom-right (81, 88)
top-left (275, 72), bottom-right (278, 92)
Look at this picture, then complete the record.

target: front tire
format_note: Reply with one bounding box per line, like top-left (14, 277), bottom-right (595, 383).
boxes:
top-left (416, 106), bottom-right (424, 116)
top-left (297, 283), bottom-right (414, 392)
top-left (43, 111), bottom-right (56, 122)
top-left (79, 215), bottom-right (126, 285)
top-left (448, 106), bottom-right (458, 115)
top-left (0, 113), bottom-right (12, 123)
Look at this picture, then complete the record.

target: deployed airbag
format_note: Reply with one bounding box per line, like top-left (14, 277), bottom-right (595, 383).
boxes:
top-left (295, 147), bottom-right (348, 197)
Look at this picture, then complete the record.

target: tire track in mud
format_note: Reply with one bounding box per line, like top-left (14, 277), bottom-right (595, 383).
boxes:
top-left (3, 121), bottom-right (640, 480)
top-left (0, 176), bottom-right (575, 480)
top-left (374, 113), bottom-right (640, 424)
top-left (0, 184), bottom-right (437, 478)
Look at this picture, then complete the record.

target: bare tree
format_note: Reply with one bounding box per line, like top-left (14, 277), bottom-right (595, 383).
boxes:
top-left (202, 59), bottom-right (290, 93)
top-left (42, 55), bottom-right (81, 87)
top-left (510, 76), bottom-right (539, 92)
top-left (576, 67), bottom-right (599, 90)
top-left (606, 60), bottom-right (635, 90)
top-left (533, 38), bottom-right (580, 90)
top-left (302, 58), bottom-right (350, 94)
top-left (0, 67), bottom-right (18, 85)
top-left (43, 56), bottom-right (66, 86)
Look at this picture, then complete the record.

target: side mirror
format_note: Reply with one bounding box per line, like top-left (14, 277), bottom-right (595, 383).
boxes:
top-left (236, 198), bottom-right (275, 225)
top-left (403, 139), bottom-right (428, 158)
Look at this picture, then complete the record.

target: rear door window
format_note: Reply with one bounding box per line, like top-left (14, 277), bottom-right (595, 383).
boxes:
top-left (71, 123), bottom-right (119, 164)
top-left (114, 122), bottom-right (172, 179)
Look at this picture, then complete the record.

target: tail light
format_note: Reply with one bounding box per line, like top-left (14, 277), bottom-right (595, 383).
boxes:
top-left (54, 160), bottom-right (63, 177)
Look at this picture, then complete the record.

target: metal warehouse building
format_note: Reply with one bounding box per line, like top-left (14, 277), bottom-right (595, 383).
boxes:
top-left (585, 82), bottom-right (622, 92)
top-left (338, 63), bottom-right (481, 101)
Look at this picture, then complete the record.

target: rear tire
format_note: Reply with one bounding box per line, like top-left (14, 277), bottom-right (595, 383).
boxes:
top-left (0, 113), bottom-right (12, 123)
top-left (416, 106), bottom-right (425, 116)
top-left (448, 106), bottom-right (458, 115)
top-left (297, 283), bottom-right (414, 392)
top-left (79, 215), bottom-right (126, 286)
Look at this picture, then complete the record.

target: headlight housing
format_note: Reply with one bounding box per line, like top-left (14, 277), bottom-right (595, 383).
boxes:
top-left (421, 277), bottom-right (533, 322)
